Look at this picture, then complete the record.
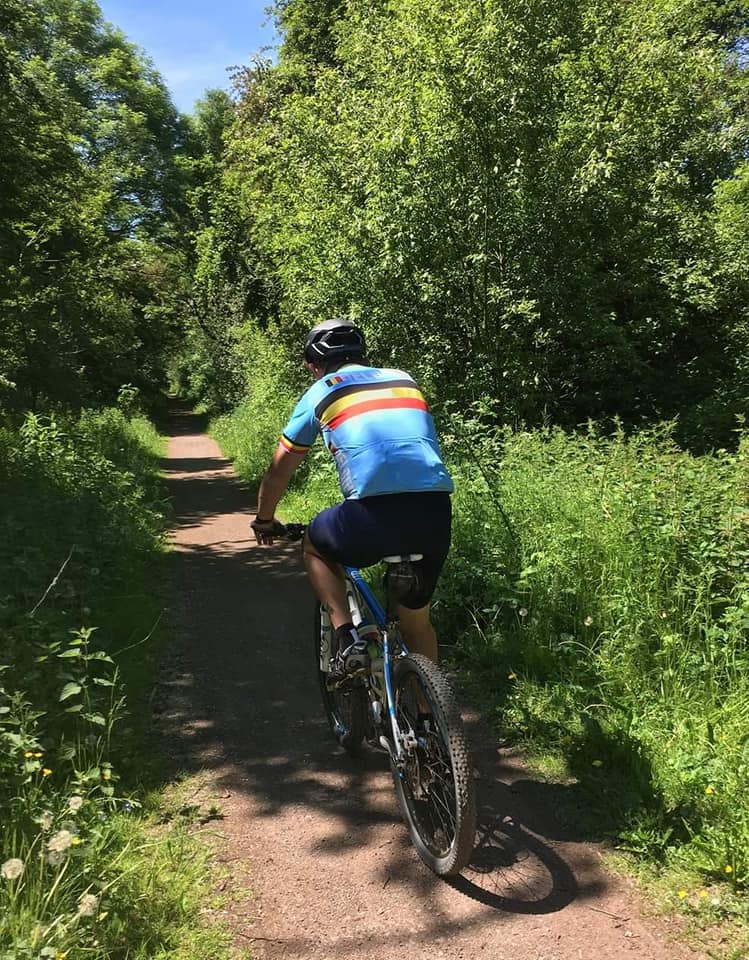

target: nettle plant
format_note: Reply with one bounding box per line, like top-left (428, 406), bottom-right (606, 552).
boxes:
top-left (1, 626), bottom-right (124, 815)
top-left (0, 624), bottom-right (128, 943)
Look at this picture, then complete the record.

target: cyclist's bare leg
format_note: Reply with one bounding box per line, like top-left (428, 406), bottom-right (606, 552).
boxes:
top-left (397, 604), bottom-right (438, 663)
top-left (302, 534), bottom-right (350, 629)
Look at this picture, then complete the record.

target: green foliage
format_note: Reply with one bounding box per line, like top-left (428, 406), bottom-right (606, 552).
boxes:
top-left (0, 0), bottom-right (189, 412)
top-left (0, 409), bottom-right (230, 958)
top-left (444, 418), bottom-right (749, 883)
top-left (209, 0), bottom-right (749, 445)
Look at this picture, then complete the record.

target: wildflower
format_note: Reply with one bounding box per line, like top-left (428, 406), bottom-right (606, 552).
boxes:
top-left (34, 752), bottom-right (42, 758)
top-left (47, 830), bottom-right (73, 853)
top-left (507, 673), bottom-right (517, 680)
top-left (70, 837), bottom-right (82, 847)
top-left (518, 608), bottom-right (528, 618)
top-left (46, 850), bottom-right (64, 867)
top-left (724, 865), bottom-right (733, 875)
top-left (699, 890), bottom-right (708, 899)
top-left (56, 953), bottom-right (69, 959)
top-left (67, 795), bottom-right (84, 813)
top-left (705, 785), bottom-right (715, 795)
top-left (77, 893), bottom-right (99, 917)
top-left (591, 759), bottom-right (603, 767)
top-left (677, 890), bottom-right (687, 899)
top-left (37, 810), bottom-right (54, 831)
top-left (24, 750), bottom-right (34, 758)
top-left (584, 616), bottom-right (593, 627)
top-left (42, 768), bottom-right (52, 777)
top-left (1, 858), bottom-right (24, 880)
top-left (123, 801), bottom-right (133, 813)
top-left (660, 610), bottom-right (668, 619)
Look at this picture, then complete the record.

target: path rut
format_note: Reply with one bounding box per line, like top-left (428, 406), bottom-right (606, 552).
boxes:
top-left (159, 405), bottom-right (700, 960)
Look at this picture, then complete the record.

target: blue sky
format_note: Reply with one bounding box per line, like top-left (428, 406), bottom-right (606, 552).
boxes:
top-left (97, 0), bottom-right (278, 114)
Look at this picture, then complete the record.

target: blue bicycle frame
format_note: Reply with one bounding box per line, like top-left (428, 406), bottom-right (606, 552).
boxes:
top-left (345, 567), bottom-right (410, 763)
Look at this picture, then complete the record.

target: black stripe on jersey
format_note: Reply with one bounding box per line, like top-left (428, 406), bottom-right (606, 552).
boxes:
top-left (314, 377), bottom-right (417, 420)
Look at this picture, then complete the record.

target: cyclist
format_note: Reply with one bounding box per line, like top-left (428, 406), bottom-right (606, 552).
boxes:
top-left (251, 320), bottom-right (453, 675)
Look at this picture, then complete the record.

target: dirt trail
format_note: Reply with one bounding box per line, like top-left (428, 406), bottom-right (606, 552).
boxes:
top-left (160, 405), bottom-right (699, 960)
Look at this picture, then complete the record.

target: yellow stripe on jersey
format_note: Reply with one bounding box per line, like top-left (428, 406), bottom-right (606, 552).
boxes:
top-left (279, 434), bottom-right (309, 455)
top-left (319, 386), bottom-right (424, 427)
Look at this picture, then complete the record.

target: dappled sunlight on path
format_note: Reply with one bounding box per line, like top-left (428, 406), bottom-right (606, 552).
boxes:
top-left (160, 403), bottom-right (699, 960)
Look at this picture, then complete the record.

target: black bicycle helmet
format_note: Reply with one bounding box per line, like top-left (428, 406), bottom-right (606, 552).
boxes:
top-left (304, 319), bottom-right (366, 364)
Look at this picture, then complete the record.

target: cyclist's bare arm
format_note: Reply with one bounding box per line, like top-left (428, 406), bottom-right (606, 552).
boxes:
top-left (253, 446), bottom-right (301, 543)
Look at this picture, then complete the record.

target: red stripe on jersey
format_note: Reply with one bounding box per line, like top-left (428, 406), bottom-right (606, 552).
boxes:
top-left (327, 396), bottom-right (428, 430)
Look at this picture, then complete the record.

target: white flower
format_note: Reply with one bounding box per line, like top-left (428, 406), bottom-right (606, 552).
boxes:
top-left (584, 616), bottom-right (594, 627)
top-left (47, 829), bottom-right (73, 853)
top-left (67, 795), bottom-right (84, 813)
top-left (1, 858), bottom-right (24, 880)
top-left (77, 893), bottom-right (99, 917)
top-left (37, 810), bottom-right (54, 831)
top-left (518, 607), bottom-right (529, 618)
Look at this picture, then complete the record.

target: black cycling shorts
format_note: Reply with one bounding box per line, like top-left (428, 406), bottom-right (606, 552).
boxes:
top-left (307, 491), bottom-right (452, 609)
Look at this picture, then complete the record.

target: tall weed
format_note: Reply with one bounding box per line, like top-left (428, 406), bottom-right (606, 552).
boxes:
top-left (445, 421), bottom-right (749, 884)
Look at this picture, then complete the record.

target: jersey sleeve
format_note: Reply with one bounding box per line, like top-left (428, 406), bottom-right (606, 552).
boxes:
top-left (279, 390), bottom-right (319, 456)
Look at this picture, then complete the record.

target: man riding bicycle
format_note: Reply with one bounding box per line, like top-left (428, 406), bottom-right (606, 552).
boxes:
top-left (251, 320), bottom-right (453, 675)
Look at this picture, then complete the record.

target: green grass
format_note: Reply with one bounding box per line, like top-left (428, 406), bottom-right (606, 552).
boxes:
top-left (0, 406), bottom-right (237, 959)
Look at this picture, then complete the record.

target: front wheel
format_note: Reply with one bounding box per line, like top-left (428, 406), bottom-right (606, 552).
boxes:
top-left (391, 654), bottom-right (476, 876)
top-left (314, 605), bottom-right (367, 755)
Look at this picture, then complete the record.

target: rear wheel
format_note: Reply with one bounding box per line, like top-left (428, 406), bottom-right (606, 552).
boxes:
top-left (314, 604), bottom-right (367, 755)
top-left (391, 654), bottom-right (476, 875)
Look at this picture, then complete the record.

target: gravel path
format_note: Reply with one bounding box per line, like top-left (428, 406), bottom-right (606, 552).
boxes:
top-left (159, 405), bottom-right (700, 960)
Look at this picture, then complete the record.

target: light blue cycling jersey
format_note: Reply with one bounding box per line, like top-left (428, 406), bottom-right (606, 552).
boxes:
top-left (279, 364), bottom-right (454, 500)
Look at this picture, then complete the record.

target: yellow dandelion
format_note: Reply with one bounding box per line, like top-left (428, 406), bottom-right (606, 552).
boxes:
top-left (677, 890), bottom-right (687, 899)
top-left (705, 785), bottom-right (715, 795)
top-left (70, 837), bottom-right (82, 847)
top-left (34, 752), bottom-right (43, 758)
top-left (724, 865), bottom-right (733, 874)
top-left (699, 890), bottom-right (708, 898)
top-left (508, 673), bottom-right (517, 680)
top-left (24, 751), bottom-right (34, 758)
top-left (42, 768), bottom-right (52, 777)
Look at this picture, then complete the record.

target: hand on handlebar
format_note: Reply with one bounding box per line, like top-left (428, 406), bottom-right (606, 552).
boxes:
top-left (250, 517), bottom-right (287, 545)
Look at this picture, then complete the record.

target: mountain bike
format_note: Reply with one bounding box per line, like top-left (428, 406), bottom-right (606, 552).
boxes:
top-left (281, 522), bottom-right (476, 877)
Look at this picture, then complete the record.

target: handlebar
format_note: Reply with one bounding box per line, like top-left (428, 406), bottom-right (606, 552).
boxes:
top-left (249, 519), bottom-right (307, 544)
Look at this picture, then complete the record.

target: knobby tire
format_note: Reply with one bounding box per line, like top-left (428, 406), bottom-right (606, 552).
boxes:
top-left (391, 653), bottom-right (476, 876)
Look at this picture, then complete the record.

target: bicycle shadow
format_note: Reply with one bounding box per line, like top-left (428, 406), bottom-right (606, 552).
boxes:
top-left (449, 801), bottom-right (579, 913)
top-left (322, 732), bottom-right (587, 916)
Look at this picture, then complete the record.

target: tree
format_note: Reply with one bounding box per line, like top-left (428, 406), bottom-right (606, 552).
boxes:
top-left (0, 0), bottom-right (188, 411)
